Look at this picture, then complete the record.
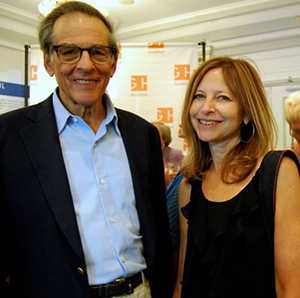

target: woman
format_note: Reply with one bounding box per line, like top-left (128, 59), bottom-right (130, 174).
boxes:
top-left (152, 121), bottom-right (172, 186)
top-left (152, 121), bottom-right (184, 186)
top-left (152, 122), bottom-right (184, 169)
top-left (284, 90), bottom-right (300, 161)
top-left (174, 57), bottom-right (300, 298)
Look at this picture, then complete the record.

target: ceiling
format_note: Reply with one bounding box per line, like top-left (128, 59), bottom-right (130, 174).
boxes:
top-left (0, 0), bottom-right (300, 56)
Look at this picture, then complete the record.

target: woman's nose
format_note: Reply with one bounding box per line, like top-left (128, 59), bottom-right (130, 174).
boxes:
top-left (201, 97), bottom-right (216, 114)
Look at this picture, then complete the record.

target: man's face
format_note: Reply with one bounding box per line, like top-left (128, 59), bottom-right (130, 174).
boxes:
top-left (44, 12), bottom-right (117, 113)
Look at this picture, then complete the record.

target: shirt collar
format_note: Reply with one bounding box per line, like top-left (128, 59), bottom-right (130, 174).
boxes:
top-left (52, 88), bottom-right (120, 136)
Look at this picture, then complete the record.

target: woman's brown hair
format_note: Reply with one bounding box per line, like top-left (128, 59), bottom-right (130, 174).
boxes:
top-left (181, 56), bottom-right (277, 183)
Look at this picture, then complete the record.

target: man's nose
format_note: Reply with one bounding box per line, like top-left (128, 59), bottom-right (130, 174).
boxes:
top-left (76, 50), bottom-right (95, 70)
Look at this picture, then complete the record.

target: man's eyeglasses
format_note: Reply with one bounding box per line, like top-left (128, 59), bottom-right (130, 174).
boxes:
top-left (51, 44), bottom-right (117, 64)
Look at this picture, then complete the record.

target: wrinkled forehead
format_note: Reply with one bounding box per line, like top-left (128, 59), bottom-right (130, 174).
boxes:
top-left (53, 12), bottom-right (110, 45)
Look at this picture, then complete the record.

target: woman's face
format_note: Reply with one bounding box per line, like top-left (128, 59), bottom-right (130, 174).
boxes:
top-left (189, 67), bottom-right (244, 149)
top-left (290, 120), bottom-right (300, 144)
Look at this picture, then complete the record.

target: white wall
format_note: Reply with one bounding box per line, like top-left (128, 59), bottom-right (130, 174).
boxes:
top-left (0, 43), bottom-right (24, 85)
top-left (232, 46), bottom-right (300, 149)
top-left (0, 43), bottom-right (26, 113)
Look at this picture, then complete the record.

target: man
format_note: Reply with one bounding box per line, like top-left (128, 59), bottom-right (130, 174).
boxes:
top-left (0, 2), bottom-right (173, 298)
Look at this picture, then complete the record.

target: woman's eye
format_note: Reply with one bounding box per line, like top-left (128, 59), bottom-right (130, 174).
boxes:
top-left (194, 93), bottom-right (204, 99)
top-left (219, 95), bottom-right (230, 101)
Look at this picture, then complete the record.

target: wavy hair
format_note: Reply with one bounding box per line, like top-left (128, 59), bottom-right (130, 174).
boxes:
top-left (181, 56), bottom-right (277, 183)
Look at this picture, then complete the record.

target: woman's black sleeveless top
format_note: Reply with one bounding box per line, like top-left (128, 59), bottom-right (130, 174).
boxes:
top-left (181, 169), bottom-right (276, 298)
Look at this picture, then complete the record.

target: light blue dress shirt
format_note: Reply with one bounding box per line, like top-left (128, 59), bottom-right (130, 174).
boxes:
top-left (52, 90), bottom-right (146, 285)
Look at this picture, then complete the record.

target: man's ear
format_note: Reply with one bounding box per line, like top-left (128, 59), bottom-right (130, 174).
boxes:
top-left (44, 53), bottom-right (55, 77)
top-left (109, 55), bottom-right (118, 78)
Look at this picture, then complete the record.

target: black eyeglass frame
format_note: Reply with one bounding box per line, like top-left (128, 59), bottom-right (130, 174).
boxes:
top-left (50, 44), bottom-right (118, 64)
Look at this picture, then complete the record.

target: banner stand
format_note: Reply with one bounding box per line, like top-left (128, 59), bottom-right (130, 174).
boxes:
top-left (198, 40), bottom-right (206, 62)
top-left (24, 43), bottom-right (30, 107)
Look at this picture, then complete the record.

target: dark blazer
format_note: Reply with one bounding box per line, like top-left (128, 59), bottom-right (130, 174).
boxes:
top-left (0, 95), bottom-right (173, 298)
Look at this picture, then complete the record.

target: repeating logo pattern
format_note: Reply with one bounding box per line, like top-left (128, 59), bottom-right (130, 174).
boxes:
top-left (30, 65), bottom-right (38, 81)
top-left (174, 65), bottom-right (190, 81)
top-left (131, 75), bottom-right (148, 91)
top-left (148, 43), bottom-right (165, 48)
top-left (157, 107), bottom-right (173, 123)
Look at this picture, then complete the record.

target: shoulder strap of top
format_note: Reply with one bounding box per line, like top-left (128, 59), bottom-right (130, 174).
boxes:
top-left (259, 150), bottom-right (300, 252)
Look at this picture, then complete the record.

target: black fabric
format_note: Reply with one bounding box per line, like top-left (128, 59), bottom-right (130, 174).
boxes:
top-left (181, 150), bottom-right (300, 298)
top-left (259, 150), bottom-right (300, 254)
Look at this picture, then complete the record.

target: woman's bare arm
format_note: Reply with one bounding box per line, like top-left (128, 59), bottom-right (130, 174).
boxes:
top-left (274, 156), bottom-right (300, 298)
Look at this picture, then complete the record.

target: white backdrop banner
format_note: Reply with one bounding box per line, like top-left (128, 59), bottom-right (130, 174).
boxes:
top-left (29, 42), bottom-right (199, 150)
top-left (30, 45), bottom-right (57, 106)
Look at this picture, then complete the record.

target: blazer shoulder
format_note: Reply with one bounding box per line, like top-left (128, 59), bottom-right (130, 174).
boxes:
top-left (116, 108), bottom-right (154, 130)
top-left (0, 96), bottom-right (53, 133)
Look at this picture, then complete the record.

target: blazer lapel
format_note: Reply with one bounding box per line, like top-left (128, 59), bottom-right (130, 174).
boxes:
top-left (116, 109), bottom-right (149, 198)
top-left (116, 110), bottom-right (156, 242)
top-left (20, 97), bottom-right (85, 262)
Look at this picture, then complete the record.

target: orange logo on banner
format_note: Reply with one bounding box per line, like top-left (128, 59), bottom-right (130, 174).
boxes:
top-left (157, 107), bottom-right (173, 124)
top-left (117, 43), bottom-right (122, 60)
top-left (174, 65), bottom-right (190, 81)
top-left (148, 43), bottom-right (164, 48)
top-left (131, 76), bottom-right (148, 91)
top-left (30, 65), bottom-right (38, 81)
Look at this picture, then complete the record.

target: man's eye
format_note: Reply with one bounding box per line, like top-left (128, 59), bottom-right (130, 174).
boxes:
top-left (61, 48), bottom-right (77, 56)
top-left (92, 49), bottom-right (107, 56)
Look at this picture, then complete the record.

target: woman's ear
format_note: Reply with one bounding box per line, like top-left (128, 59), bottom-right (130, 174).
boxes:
top-left (44, 53), bottom-right (55, 77)
top-left (243, 115), bottom-right (250, 125)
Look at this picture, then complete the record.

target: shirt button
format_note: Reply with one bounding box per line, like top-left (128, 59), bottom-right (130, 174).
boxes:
top-left (100, 178), bottom-right (106, 185)
top-left (121, 256), bottom-right (126, 263)
top-left (93, 143), bottom-right (97, 148)
top-left (77, 267), bottom-right (85, 275)
top-left (73, 117), bottom-right (79, 123)
top-left (110, 217), bottom-right (115, 223)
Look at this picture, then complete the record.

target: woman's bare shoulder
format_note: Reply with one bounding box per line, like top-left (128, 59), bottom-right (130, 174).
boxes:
top-left (178, 178), bottom-right (192, 207)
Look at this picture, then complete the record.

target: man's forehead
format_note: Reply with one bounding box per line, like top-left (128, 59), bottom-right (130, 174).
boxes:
top-left (53, 12), bottom-right (110, 44)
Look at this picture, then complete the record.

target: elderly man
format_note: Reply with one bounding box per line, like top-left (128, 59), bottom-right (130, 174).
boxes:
top-left (0, 2), bottom-right (173, 298)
